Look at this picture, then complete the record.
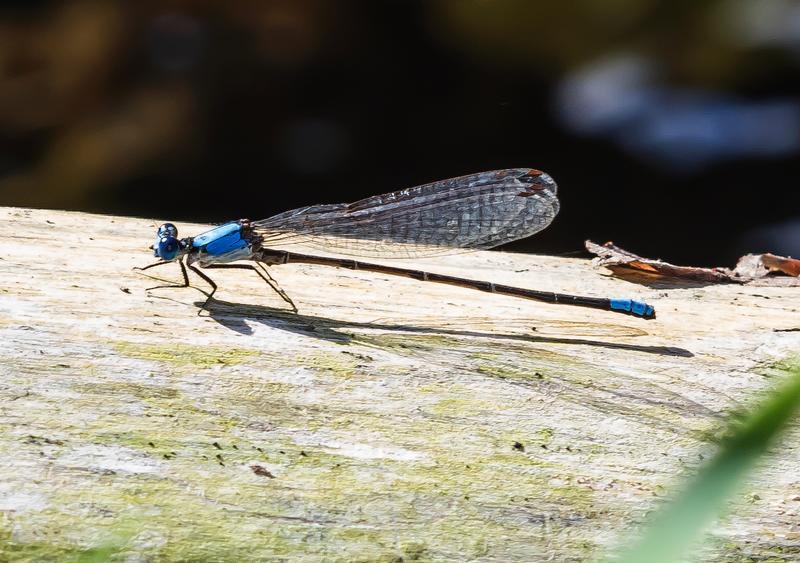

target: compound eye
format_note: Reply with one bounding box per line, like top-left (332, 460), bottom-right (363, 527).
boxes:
top-left (156, 236), bottom-right (181, 261)
top-left (157, 223), bottom-right (178, 239)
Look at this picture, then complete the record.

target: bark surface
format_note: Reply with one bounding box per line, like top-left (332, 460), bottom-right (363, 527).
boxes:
top-left (1, 207), bottom-right (798, 561)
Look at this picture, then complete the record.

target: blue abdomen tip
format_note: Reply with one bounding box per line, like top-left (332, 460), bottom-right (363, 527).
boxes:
top-left (610, 298), bottom-right (655, 319)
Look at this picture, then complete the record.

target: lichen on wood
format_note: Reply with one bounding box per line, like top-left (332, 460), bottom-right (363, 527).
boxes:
top-left (0, 207), bottom-right (798, 561)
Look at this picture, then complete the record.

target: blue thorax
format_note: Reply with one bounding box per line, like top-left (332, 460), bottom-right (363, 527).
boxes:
top-left (191, 221), bottom-right (252, 265)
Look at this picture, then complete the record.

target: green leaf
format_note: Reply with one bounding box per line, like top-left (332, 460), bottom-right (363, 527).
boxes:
top-left (614, 363), bottom-right (800, 563)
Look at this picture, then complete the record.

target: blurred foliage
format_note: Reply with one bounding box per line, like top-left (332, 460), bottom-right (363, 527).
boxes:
top-left (433, 0), bottom-right (794, 86)
top-left (0, 1), bottom-right (799, 263)
top-left (0, 0), bottom-right (343, 206)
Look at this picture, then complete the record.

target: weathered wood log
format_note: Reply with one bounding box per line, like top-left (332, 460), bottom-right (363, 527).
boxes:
top-left (1, 206), bottom-right (798, 561)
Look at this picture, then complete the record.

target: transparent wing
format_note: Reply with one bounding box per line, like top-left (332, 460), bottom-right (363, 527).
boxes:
top-left (251, 168), bottom-right (560, 258)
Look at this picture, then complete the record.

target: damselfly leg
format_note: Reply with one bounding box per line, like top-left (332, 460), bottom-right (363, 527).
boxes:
top-left (134, 259), bottom-right (192, 292)
top-left (135, 258), bottom-right (215, 314)
top-left (135, 258), bottom-right (297, 314)
top-left (202, 262), bottom-right (298, 313)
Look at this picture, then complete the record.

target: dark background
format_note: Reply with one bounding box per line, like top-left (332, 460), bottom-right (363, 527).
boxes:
top-left (2, 0), bottom-right (799, 265)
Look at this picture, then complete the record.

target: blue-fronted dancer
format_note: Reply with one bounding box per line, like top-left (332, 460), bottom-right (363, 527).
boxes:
top-left (138, 169), bottom-right (655, 319)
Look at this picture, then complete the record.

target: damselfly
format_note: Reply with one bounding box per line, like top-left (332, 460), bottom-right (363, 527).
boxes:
top-left (137, 169), bottom-right (655, 319)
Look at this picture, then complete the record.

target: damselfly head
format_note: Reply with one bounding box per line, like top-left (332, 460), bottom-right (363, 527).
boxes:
top-left (157, 223), bottom-right (178, 239)
top-left (152, 223), bottom-right (184, 261)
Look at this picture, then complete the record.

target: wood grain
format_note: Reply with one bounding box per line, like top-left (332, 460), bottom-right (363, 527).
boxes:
top-left (1, 206), bottom-right (798, 561)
